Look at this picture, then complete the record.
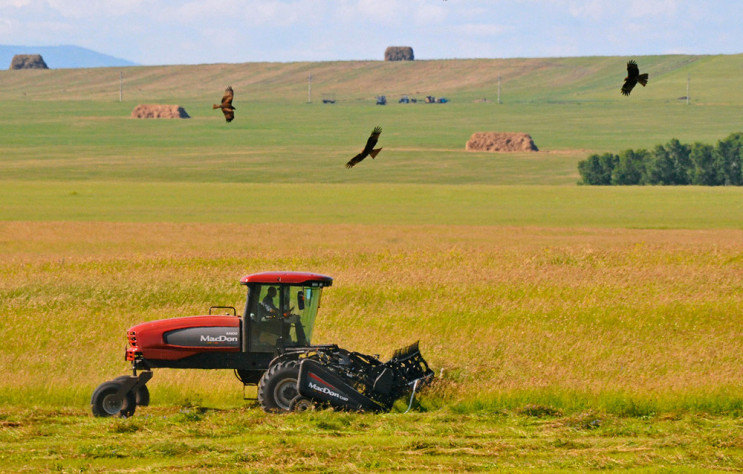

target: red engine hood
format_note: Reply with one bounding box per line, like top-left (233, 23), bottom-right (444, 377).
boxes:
top-left (129, 315), bottom-right (239, 334)
top-left (128, 315), bottom-right (241, 361)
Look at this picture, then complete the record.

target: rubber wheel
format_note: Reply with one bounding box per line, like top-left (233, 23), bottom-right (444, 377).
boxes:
top-left (257, 360), bottom-right (300, 413)
top-left (135, 384), bottom-right (150, 407)
top-left (111, 375), bottom-right (149, 407)
top-left (91, 381), bottom-right (137, 418)
top-left (290, 396), bottom-right (316, 412)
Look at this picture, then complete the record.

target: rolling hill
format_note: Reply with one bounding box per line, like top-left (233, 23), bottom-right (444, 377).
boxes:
top-left (0, 54), bottom-right (741, 105)
top-left (0, 44), bottom-right (137, 69)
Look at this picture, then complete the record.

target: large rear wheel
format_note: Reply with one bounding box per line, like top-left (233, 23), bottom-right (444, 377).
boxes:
top-left (257, 360), bottom-right (300, 413)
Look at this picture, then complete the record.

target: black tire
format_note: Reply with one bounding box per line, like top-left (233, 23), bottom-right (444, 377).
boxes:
top-left (135, 384), bottom-right (150, 407)
top-left (290, 396), bottom-right (316, 412)
top-left (257, 360), bottom-right (300, 413)
top-left (111, 375), bottom-right (149, 407)
top-left (91, 381), bottom-right (137, 418)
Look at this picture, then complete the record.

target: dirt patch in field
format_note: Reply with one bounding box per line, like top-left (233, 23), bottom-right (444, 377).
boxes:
top-left (465, 132), bottom-right (538, 152)
top-left (131, 104), bottom-right (190, 119)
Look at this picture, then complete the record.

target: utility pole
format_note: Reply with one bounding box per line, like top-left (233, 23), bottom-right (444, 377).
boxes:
top-left (307, 73), bottom-right (312, 104)
top-left (119, 71), bottom-right (123, 102)
top-left (497, 74), bottom-right (501, 104)
top-left (686, 74), bottom-right (690, 105)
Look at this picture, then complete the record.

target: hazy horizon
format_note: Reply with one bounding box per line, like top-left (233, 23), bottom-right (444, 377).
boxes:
top-left (1, 1), bottom-right (741, 66)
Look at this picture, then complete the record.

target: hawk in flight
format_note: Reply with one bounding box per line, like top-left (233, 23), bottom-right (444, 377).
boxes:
top-left (346, 126), bottom-right (383, 168)
top-left (213, 86), bottom-right (236, 122)
top-left (621, 60), bottom-right (648, 96)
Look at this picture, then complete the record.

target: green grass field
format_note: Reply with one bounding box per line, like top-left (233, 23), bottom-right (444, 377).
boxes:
top-left (1, 55), bottom-right (742, 471)
top-left (2, 407), bottom-right (741, 472)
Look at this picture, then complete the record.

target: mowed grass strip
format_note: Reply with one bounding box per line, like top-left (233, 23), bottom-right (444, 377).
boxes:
top-left (1, 95), bottom-right (743, 186)
top-left (0, 407), bottom-right (741, 472)
top-left (1, 222), bottom-right (741, 414)
top-left (1, 100), bottom-right (743, 185)
top-left (1, 181), bottom-right (743, 228)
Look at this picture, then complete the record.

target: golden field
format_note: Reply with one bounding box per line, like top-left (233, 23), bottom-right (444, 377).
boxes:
top-left (2, 220), bottom-right (740, 413)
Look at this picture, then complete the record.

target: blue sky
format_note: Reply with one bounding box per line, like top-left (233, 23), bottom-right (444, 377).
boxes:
top-left (0, 0), bottom-right (741, 65)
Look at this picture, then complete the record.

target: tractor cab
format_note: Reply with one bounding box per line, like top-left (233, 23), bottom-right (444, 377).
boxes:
top-left (241, 272), bottom-right (333, 352)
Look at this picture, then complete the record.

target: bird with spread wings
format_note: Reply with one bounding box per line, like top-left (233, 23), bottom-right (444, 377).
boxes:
top-left (346, 126), bottom-right (383, 168)
top-left (213, 86), bottom-right (236, 122)
top-left (621, 60), bottom-right (649, 96)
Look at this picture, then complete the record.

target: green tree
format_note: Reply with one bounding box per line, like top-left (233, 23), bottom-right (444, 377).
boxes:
top-left (715, 133), bottom-right (743, 185)
top-left (646, 144), bottom-right (676, 184)
top-left (611, 149), bottom-right (645, 185)
top-left (666, 138), bottom-right (692, 185)
top-left (577, 134), bottom-right (743, 186)
top-left (690, 143), bottom-right (720, 185)
top-left (578, 153), bottom-right (617, 185)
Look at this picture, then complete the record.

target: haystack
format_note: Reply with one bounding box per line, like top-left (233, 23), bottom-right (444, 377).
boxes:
top-left (131, 104), bottom-right (190, 119)
top-left (465, 132), bottom-right (539, 152)
top-left (9, 54), bottom-right (49, 70)
top-left (384, 46), bottom-right (414, 61)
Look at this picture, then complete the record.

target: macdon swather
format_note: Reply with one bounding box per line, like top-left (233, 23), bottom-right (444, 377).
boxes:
top-left (91, 271), bottom-right (434, 416)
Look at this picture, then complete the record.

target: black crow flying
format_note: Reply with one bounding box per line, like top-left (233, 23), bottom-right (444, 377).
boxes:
top-left (621, 60), bottom-right (649, 96)
top-left (346, 126), bottom-right (382, 168)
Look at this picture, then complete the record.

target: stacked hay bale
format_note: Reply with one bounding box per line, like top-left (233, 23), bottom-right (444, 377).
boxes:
top-left (465, 132), bottom-right (539, 152)
top-left (9, 54), bottom-right (49, 70)
top-left (131, 104), bottom-right (190, 119)
top-left (384, 46), bottom-right (414, 61)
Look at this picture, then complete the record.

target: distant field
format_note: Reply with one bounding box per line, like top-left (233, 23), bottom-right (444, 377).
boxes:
top-left (1, 100), bottom-right (742, 185)
top-left (1, 181), bottom-right (742, 228)
top-left (2, 54), bottom-right (742, 106)
top-left (1, 55), bottom-right (743, 187)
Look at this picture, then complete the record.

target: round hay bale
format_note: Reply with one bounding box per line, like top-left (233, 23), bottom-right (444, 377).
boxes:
top-left (384, 46), bottom-right (414, 61)
top-left (9, 54), bottom-right (49, 70)
top-left (131, 104), bottom-right (190, 119)
top-left (465, 132), bottom-right (539, 152)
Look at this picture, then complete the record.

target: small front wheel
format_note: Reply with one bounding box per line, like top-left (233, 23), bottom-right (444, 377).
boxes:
top-left (91, 381), bottom-right (137, 418)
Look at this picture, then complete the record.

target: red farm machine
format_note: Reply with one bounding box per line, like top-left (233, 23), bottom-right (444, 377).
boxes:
top-left (92, 271), bottom-right (433, 416)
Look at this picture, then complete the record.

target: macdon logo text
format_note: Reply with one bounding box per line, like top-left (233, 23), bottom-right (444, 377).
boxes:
top-left (308, 381), bottom-right (349, 401)
top-left (200, 335), bottom-right (238, 343)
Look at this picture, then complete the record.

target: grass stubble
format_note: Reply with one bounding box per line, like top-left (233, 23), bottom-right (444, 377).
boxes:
top-left (1, 406), bottom-right (741, 472)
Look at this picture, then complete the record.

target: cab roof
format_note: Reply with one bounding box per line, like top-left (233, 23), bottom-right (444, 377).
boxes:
top-left (240, 271), bottom-right (333, 287)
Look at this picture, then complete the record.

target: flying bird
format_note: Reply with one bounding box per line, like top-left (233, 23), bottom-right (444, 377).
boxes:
top-left (346, 126), bottom-right (383, 168)
top-left (213, 86), bottom-right (236, 122)
top-left (621, 60), bottom-right (649, 96)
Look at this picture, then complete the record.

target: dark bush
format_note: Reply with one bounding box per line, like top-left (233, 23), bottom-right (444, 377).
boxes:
top-left (578, 133), bottom-right (743, 186)
top-left (578, 153), bottom-right (617, 185)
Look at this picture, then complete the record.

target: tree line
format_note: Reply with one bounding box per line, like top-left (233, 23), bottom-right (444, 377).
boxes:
top-left (578, 133), bottom-right (743, 185)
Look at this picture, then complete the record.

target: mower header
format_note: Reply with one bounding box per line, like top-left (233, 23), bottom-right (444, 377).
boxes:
top-left (240, 271), bottom-right (333, 287)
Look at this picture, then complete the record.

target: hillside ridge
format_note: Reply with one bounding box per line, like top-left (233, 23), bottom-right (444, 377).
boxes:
top-left (0, 44), bottom-right (137, 69)
top-left (0, 53), bottom-right (741, 105)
